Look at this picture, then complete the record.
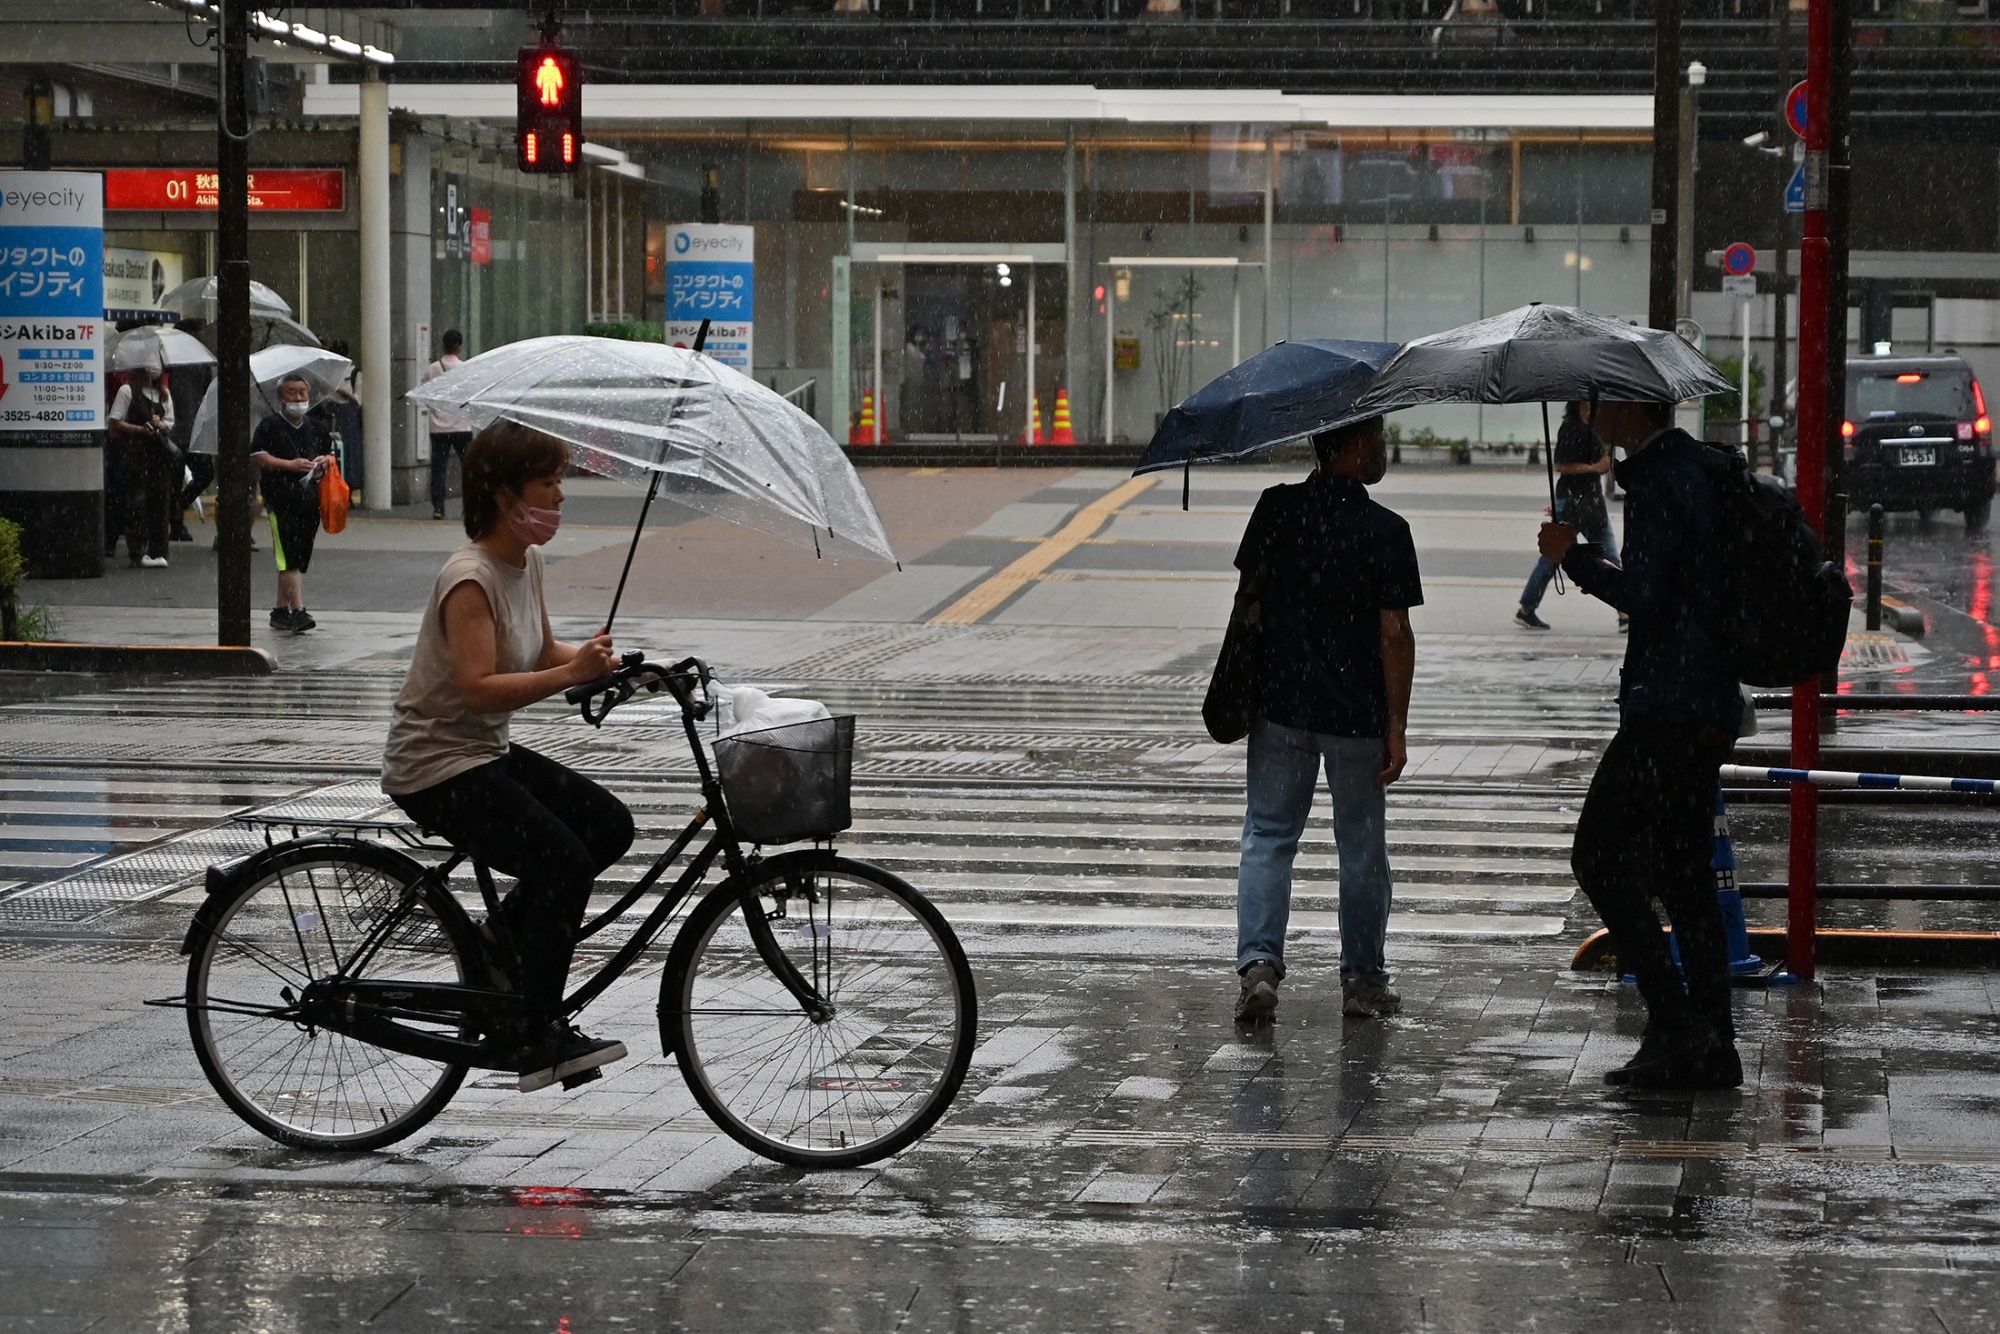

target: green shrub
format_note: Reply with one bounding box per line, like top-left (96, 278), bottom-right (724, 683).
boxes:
top-left (0, 517), bottom-right (56, 642)
top-left (583, 321), bottom-right (667, 343)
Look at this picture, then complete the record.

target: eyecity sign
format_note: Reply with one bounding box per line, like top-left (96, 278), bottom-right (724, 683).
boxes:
top-left (665, 223), bottom-right (754, 373)
top-left (0, 170), bottom-right (104, 433)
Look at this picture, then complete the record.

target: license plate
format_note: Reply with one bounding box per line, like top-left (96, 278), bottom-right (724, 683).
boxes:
top-left (1899, 446), bottom-right (1937, 466)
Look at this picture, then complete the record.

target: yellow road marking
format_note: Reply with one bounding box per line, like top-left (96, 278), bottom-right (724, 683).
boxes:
top-left (929, 474), bottom-right (1158, 625)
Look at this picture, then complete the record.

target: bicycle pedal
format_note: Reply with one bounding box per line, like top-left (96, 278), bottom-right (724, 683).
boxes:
top-left (560, 1067), bottom-right (602, 1091)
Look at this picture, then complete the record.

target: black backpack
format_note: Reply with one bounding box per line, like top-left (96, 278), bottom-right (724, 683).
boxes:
top-left (1699, 442), bottom-right (1853, 687)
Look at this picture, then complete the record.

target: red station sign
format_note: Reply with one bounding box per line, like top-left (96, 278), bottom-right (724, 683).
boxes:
top-left (104, 169), bottom-right (347, 212)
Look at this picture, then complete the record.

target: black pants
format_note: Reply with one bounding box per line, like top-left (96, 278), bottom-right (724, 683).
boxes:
top-left (178, 452), bottom-right (215, 521)
top-left (429, 431), bottom-right (473, 510)
top-left (113, 435), bottom-right (173, 561)
top-left (1572, 720), bottom-right (1734, 1039)
top-left (392, 744), bottom-right (635, 1027)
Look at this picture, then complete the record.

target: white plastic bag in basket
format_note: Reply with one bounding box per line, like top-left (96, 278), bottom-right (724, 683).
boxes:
top-left (715, 685), bottom-right (832, 739)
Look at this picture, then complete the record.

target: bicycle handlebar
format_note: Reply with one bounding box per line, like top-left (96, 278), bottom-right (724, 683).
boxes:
top-left (565, 651), bottom-right (715, 729)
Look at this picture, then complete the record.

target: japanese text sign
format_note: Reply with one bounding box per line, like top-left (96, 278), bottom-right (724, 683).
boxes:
top-left (0, 171), bottom-right (104, 433)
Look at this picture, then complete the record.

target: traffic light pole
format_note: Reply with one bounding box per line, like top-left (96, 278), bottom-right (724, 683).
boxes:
top-left (1786, 0), bottom-right (1850, 982)
top-left (215, 0), bottom-right (253, 647)
top-left (1647, 0), bottom-right (1682, 332)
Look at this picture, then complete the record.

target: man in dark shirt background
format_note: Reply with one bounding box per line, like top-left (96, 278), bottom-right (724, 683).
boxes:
top-left (1232, 415), bottom-right (1422, 1023)
top-left (1538, 399), bottom-right (1743, 1090)
top-left (251, 374), bottom-right (334, 633)
top-left (1517, 400), bottom-right (1625, 632)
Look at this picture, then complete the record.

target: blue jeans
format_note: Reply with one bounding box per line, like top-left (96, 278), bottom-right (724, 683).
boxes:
top-left (1236, 718), bottom-right (1393, 985)
top-left (1520, 495), bottom-right (1620, 611)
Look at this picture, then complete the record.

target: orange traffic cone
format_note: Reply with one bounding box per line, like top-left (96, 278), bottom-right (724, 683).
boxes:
top-left (1050, 388), bottom-right (1076, 445)
top-left (850, 390), bottom-right (878, 445)
top-left (1023, 395), bottom-right (1049, 446)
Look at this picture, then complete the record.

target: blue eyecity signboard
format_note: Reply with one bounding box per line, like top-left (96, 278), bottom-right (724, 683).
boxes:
top-left (664, 223), bottom-right (754, 373)
top-left (0, 171), bottom-right (104, 433)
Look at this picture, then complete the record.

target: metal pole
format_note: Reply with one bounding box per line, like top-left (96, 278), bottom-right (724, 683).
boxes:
top-left (358, 70), bottom-right (392, 511)
top-left (1263, 131), bottom-right (1274, 351)
top-left (1770, 0), bottom-right (1795, 475)
top-left (1104, 276), bottom-right (1115, 445)
top-left (1742, 296), bottom-right (1753, 448)
top-left (1025, 265), bottom-right (1036, 445)
top-left (1231, 268), bottom-right (1241, 367)
top-left (1787, 0), bottom-right (1837, 982)
top-left (616, 177), bottom-right (626, 319)
top-left (214, 0), bottom-right (252, 646)
top-left (872, 276), bottom-right (883, 444)
top-left (1676, 77), bottom-right (1696, 321)
top-left (1865, 503), bottom-right (1883, 631)
top-left (583, 170), bottom-right (594, 321)
top-left (1648, 0), bottom-right (1683, 331)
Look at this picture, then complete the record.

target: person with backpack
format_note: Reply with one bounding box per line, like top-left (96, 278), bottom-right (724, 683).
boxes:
top-left (1537, 399), bottom-right (1746, 1091)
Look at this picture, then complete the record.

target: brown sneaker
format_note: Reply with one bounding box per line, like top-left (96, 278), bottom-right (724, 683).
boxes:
top-left (1234, 961), bottom-right (1280, 1023)
top-left (1342, 978), bottom-right (1401, 1018)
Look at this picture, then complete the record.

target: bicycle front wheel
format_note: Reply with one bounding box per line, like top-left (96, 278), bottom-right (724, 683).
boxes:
top-left (186, 840), bottom-right (476, 1152)
top-left (662, 854), bottom-right (976, 1168)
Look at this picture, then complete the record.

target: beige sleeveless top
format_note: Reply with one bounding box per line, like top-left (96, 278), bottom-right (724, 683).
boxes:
top-left (381, 544), bottom-right (547, 796)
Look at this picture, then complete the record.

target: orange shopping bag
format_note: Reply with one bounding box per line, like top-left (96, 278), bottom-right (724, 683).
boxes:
top-left (318, 453), bottom-right (351, 534)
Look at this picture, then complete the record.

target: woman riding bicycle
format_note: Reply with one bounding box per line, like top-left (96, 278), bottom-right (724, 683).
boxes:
top-left (381, 420), bottom-right (636, 1092)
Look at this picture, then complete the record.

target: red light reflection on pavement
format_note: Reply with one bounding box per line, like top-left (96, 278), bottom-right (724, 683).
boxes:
top-left (504, 1185), bottom-right (597, 1239)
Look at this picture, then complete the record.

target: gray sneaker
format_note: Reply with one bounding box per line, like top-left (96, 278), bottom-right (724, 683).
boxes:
top-left (1342, 978), bottom-right (1401, 1018)
top-left (1234, 961), bottom-right (1280, 1023)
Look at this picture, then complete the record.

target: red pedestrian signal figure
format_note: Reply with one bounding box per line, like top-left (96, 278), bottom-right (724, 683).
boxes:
top-left (516, 41), bottom-right (582, 174)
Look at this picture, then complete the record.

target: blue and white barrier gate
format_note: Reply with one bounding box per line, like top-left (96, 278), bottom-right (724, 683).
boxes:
top-left (1720, 764), bottom-right (2000, 796)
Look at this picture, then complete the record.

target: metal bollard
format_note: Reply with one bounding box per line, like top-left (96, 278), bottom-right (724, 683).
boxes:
top-left (1866, 503), bottom-right (1884, 632)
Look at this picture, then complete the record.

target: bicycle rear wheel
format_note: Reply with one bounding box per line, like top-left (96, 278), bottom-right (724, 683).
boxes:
top-left (186, 840), bottom-right (476, 1152)
top-left (661, 854), bottom-right (976, 1168)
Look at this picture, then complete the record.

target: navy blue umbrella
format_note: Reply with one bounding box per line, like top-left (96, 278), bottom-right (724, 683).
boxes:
top-left (1134, 339), bottom-right (1402, 490)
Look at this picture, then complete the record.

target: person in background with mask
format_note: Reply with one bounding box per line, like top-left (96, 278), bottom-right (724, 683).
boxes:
top-left (250, 374), bottom-right (334, 632)
top-left (381, 421), bottom-right (632, 1093)
top-left (1228, 415), bottom-right (1422, 1025)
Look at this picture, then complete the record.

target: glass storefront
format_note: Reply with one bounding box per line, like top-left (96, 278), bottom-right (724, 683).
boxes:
top-left (428, 138), bottom-right (589, 361)
top-left (614, 121), bottom-right (1656, 447)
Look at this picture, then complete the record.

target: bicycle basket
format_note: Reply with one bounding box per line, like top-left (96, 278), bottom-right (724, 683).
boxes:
top-left (712, 715), bottom-right (856, 845)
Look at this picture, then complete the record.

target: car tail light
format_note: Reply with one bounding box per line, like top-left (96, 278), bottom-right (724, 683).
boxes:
top-left (1841, 419), bottom-right (1855, 438)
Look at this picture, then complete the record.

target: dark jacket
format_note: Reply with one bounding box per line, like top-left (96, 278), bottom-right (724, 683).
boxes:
top-left (1560, 428), bottom-right (1742, 735)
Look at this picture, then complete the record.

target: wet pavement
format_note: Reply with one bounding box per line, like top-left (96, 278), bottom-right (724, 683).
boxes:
top-left (6, 464), bottom-right (2000, 1330)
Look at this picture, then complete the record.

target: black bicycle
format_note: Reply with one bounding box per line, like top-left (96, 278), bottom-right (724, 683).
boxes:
top-left (171, 654), bottom-right (977, 1168)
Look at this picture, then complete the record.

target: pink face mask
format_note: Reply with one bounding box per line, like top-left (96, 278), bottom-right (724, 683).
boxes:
top-left (507, 503), bottom-right (561, 546)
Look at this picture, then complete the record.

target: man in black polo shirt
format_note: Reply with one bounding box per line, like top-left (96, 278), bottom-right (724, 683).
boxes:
top-left (1232, 415), bottom-right (1422, 1023)
top-left (250, 374), bottom-right (334, 633)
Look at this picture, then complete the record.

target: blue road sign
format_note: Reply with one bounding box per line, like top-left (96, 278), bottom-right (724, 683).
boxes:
top-left (1784, 162), bottom-right (1806, 214)
top-left (1785, 80), bottom-right (1810, 138)
top-left (1722, 242), bottom-right (1758, 276)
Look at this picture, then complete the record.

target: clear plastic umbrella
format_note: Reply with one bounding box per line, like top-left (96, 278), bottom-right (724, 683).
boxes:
top-left (188, 344), bottom-right (353, 454)
top-left (406, 335), bottom-right (896, 566)
top-left (107, 325), bottom-right (216, 373)
top-left (157, 275), bottom-right (294, 321)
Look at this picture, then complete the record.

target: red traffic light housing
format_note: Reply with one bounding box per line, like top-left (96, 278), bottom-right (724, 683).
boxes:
top-left (517, 42), bottom-right (582, 174)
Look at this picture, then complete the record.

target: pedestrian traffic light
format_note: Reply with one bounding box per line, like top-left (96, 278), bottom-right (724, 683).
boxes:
top-left (516, 42), bottom-right (582, 174)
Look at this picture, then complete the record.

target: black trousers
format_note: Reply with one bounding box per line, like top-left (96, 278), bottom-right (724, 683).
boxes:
top-left (429, 431), bottom-right (473, 510)
top-left (1572, 720), bottom-right (1734, 1039)
top-left (393, 744), bottom-right (634, 1027)
top-left (112, 435), bottom-right (173, 561)
top-left (178, 452), bottom-right (215, 520)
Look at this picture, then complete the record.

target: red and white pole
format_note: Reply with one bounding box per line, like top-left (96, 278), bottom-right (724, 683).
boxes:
top-left (1787, 0), bottom-right (1837, 981)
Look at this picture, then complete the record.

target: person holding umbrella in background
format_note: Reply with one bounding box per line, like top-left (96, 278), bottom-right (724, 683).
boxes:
top-left (1515, 400), bottom-right (1627, 634)
top-left (1537, 400), bottom-right (1743, 1091)
top-left (251, 374), bottom-right (335, 632)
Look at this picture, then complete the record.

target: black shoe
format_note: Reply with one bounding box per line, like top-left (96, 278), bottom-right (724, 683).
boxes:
top-left (516, 1023), bottom-right (628, 1093)
top-left (171, 525), bottom-right (194, 543)
top-left (1515, 607), bottom-right (1551, 631)
top-left (291, 608), bottom-right (317, 632)
top-left (269, 606), bottom-right (293, 630)
top-left (1604, 1022), bottom-right (1708, 1087)
top-left (432, 505), bottom-right (447, 520)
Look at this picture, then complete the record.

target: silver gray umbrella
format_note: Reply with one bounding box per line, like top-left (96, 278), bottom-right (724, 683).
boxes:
top-left (1351, 303), bottom-right (1734, 415)
top-left (157, 275), bottom-right (294, 321)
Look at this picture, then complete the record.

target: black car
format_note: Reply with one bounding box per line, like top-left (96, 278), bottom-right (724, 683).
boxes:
top-left (1844, 353), bottom-right (1994, 530)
